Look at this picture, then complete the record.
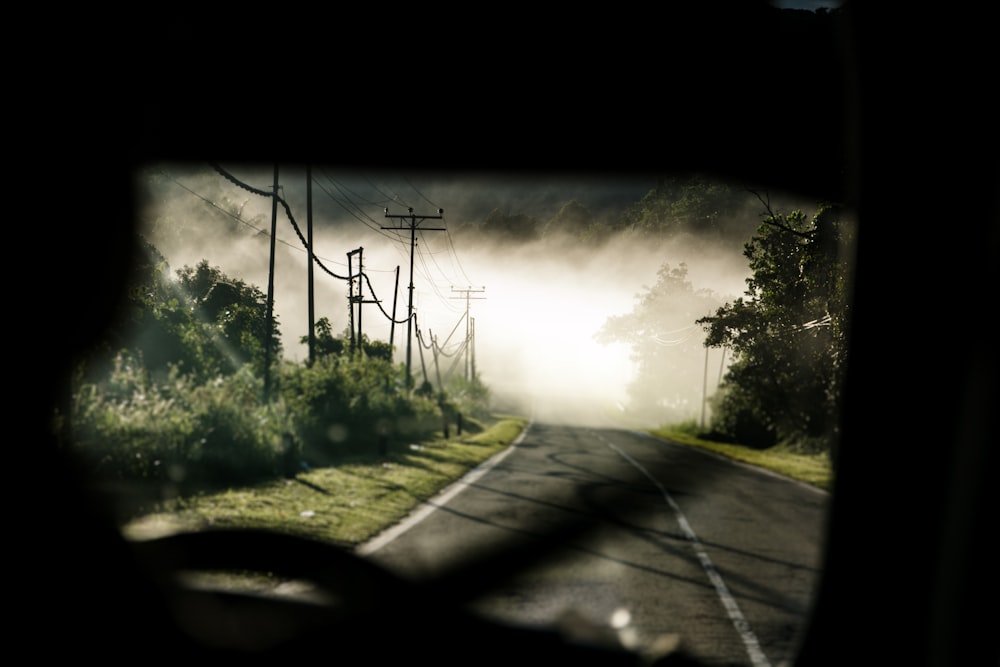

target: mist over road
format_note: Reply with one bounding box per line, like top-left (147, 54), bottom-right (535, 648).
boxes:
top-left (361, 422), bottom-right (827, 667)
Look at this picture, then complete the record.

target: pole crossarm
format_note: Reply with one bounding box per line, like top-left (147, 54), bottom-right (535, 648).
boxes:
top-left (381, 206), bottom-right (447, 232)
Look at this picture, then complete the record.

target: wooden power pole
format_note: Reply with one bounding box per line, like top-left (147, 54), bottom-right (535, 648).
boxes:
top-left (450, 287), bottom-right (485, 381)
top-left (382, 207), bottom-right (445, 388)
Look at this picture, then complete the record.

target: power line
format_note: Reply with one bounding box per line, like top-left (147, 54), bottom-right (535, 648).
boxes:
top-left (444, 226), bottom-right (475, 286)
top-left (366, 175), bottom-right (411, 211)
top-left (314, 171), bottom-right (402, 242)
top-left (210, 162), bottom-right (351, 281)
top-left (414, 235), bottom-right (465, 314)
top-left (163, 169), bottom-right (352, 272)
top-left (179, 167), bottom-right (479, 368)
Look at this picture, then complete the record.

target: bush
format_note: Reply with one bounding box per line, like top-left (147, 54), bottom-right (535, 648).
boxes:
top-left (445, 374), bottom-right (492, 420)
top-left (63, 241), bottom-right (486, 506)
top-left (66, 336), bottom-right (486, 512)
top-left (278, 355), bottom-right (442, 466)
top-left (70, 354), bottom-right (291, 496)
top-left (707, 384), bottom-right (777, 449)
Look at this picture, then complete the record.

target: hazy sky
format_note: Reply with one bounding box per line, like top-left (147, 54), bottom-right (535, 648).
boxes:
top-left (138, 163), bottom-right (779, 425)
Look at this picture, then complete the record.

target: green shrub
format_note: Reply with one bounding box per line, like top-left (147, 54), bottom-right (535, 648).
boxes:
top-left (278, 355), bottom-right (441, 465)
top-left (71, 352), bottom-right (194, 481)
top-left (706, 383), bottom-right (777, 449)
top-left (71, 355), bottom-right (290, 492)
top-left (445, 374), bottom-right (492, 420)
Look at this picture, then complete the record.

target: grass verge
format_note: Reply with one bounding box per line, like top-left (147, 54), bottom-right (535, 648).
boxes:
top-left (123, 415), bottom-right (528, 546)
top-left (647, 427), bottom-right (833, 491)
top-left (123, 416), bottom-right (831, 553)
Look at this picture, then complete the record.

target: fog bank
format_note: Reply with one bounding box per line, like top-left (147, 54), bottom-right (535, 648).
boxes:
top-left (138, 164), bottom-right (769, 427)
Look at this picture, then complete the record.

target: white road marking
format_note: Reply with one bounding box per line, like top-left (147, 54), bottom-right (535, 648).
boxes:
top-left (356, 421), bottom-right (533, 556)
top-left (601, 434), bottom-right (773, 667)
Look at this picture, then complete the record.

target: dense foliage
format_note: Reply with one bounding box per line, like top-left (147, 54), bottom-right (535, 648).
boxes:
top-left (594, 181), bottom-right (852, 454)
top-left (698, 202), bottom-right (854, 452)
top-left (64, 241), bottom-right (491, 507)
top-left (84, 239), bottom-right (280, 385)
top-left (617, 175), bottom-right (756, 240)
top-left (71, 357), bottom-right (292, 491)
top-left (453, 174), bottom-right (760, 247)
top-left (279, 351), bottom-right (442, 466)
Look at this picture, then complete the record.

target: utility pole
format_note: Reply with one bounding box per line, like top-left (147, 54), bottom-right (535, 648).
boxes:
top-left (416, 325), bottom-right (430, 389)
top-left (389, 265), bottom-right (400, 351)
top-left (306, 165), bottom-right (315, 366)
top-left (470, 316), bottom-right (476, 381)
top-left (701, 345), bottom-right (709, 430)
top-left (430, 329), bottom-right (444, 394)
top-left (382, 207), bottom-right (446, 388)
top-left (347, 248), bottom-right (360, 352)
top-left (450, 286), bottom-right (485, 381)
top-left (264, 165), bottom-right (279, 400)
top-left (347, 247), bottom-right (379, 354)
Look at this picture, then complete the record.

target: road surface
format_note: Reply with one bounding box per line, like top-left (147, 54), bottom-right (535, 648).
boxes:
top-left (359, 421), bottom-right (828, 666)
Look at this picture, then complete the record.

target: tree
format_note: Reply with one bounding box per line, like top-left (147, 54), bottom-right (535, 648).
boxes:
top-left (175, 259), bottom-right (281, 379)
top-left (481, 208), bottom-right (539, 243)
top-left (596, 263), bottom-right (724, 424)
top-left (97, 248), bottom-right (281, 384)
top-left (542, 200), bottom-right (594, 238)
top-left (301, 318), bottom-right (393, 363)
top-left (698, 200), bottom-right (854, 451)
top-left (300, 317), bottom-right (346, 358)
top-left (90, 237), bottom-right (206, 383)
top-left (618, 174), bottom-right (753, 240)
top-left (106, 237), bottom-right (190, 378)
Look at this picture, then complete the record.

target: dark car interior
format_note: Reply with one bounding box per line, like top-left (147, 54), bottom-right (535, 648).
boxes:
top-left (29, 2), bottom-right (994, 665)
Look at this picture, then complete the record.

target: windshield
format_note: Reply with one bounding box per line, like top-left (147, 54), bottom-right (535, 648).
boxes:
top-left (58, 162), bottom-right (855, 666)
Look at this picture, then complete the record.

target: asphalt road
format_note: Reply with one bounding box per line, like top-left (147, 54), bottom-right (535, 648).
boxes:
top-left (359, 421), bottom-right (828, 667)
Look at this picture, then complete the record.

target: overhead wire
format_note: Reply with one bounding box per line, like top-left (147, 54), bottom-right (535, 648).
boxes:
top-left (401, 174), bottom-right (443, 210)
top-left (652, 332), bottom-right (699, 347)
top-left (651, 323), bottom-right (702, 347)
top-left (210, 162), bottom-right (351, 281)
top-left (399, 178), bottom-right (477, 288)
top-left (413, 237), bottom-right (465, 315)
top-left (375, 174), bottom-right (479, 323)
top-left (433, 310), bottom-right (468, 355)
top-left (206, 165), bottom-right (479, 335)
top-left (315, 170), bottom-right (405, 243)
top-left (158, 165), bottom-right (483, 363)
top-left (361, 272), bottom-right (413, 325)
top-left (365, 174), bottom-right (411, 211)
top-left (445, 226), bottom-right (476, 287)
top-left (443, 338), bottom-right (470, 379)
top-left (162, 168), bottom-right (352, 275)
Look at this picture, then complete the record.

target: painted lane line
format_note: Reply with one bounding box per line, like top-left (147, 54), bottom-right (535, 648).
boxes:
top-left (356, 421), bottom-right (534, 556)
top-left (601, 434), bottom-right (772, 667)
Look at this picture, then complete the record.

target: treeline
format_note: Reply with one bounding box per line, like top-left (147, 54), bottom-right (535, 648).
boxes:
top-left (60, 238), bottom-right (490, 514)
top-left (450, 174), bottom-right (763, 247)
top-left (591, 183), bottom-right (853, 453)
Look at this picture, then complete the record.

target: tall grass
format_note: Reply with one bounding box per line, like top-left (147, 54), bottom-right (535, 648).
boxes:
top-left (65, 349), bottom-right (481, 514)
top-left (70, 354), bottom-right (291, 490)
